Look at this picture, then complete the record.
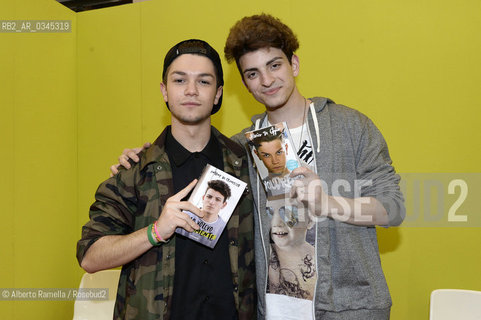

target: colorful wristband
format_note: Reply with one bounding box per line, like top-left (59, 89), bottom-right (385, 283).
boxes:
top-left (153, 222), bottom-right (168, 243)
top-left (147, 223), bottom-right (161, 246)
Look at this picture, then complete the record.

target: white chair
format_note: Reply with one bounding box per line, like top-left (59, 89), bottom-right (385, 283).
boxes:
top-left (430, 289), bottom-right (481, 320)
top-left (73, 269), bottom-right (121, 320)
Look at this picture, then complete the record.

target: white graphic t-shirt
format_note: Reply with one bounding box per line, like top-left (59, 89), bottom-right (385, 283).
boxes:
top-left (263, 115), bottom-right (317, 320)
top-left (289, 123), bottom-right (315, 170)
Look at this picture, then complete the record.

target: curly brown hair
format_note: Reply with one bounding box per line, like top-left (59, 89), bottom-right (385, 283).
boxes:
top-left (224, 13), bottom-right (299, 72)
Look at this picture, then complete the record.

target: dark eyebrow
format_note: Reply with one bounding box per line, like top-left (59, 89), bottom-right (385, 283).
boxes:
top-left (242, 56), bottom-right (283, 75)
top-left (171, 71), bottom-right (187, 76)
top-left (170, 71), bottom-right (215, 78)
top-left (265, 57), bottom-right (283, 66)
top-left (242, 67), bottom-right (258, 75)
top-left (198, 73), bottom-right (215, 78)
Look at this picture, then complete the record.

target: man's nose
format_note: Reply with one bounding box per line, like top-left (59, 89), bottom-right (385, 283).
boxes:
top-left (185, 81), bottom-right (198, 95)
top-left (261, 72), bottom-right (275, 87)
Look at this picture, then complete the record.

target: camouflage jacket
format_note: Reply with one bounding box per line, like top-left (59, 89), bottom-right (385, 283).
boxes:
top-left (77, 127), bottom-right (256, 320)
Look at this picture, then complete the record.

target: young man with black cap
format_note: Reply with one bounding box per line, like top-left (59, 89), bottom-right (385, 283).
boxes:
top-left (77, 39), bottom-right (256, 320)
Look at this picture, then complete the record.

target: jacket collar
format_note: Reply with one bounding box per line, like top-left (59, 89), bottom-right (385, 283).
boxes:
top-left (139, 126), bottom-right (245, 171)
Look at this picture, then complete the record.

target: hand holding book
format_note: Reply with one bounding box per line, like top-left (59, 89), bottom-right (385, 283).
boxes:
top-left (155, 179), bottom-right (204, 241)
top-left (289, 166), bottom-right (328, 220)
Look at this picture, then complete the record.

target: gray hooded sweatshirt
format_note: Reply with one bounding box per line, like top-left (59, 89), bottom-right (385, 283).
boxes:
top-left (232, 97), bottom-right (405, 319)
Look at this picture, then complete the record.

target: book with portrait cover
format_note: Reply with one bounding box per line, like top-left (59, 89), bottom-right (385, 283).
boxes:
top-left (175, 164), bottom-right (247, 248)
top-left (245, 122), bottom-right (302, 198)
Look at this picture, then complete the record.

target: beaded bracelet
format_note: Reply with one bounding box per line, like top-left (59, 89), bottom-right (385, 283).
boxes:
top-left (147, 223), bottom-right (161, 246)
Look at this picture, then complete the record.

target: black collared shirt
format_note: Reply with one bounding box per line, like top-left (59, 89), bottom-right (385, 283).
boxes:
top-left (166, 127), bottom-right (236, 320)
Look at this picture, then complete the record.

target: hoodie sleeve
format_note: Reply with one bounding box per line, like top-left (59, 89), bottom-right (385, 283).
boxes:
top-left (355, 115), bottom-right (406, 226)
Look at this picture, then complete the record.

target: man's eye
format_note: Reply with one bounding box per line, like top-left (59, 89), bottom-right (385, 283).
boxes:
top-left (271, 63), bottom-right (281, 70)
top-left (247, 72), bottom-right (257, 79)
top-left (199, 80), bottom-right (211, 85)
top-left (266, 207), bottom-right (273, 216)
top-left (262, 153), bottom-right (270, 158)
top-left (173, 79), bottom-right (185, 83)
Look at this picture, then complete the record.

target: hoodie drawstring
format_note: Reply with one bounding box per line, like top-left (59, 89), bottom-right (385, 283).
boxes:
top-left (254, 118), bottom-right (261, 130)
top-left (309, 102), bottom-right (321, 153)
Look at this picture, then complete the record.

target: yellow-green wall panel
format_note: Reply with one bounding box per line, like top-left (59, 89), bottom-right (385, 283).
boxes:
top-left (76, 4), bottom-right (144, 238)
top-left (1, 0), bottom-right (480, 319)
top-left (0, 0), bottom-right (76, 319)
top-left (0, 4), bottom-right (16, 319)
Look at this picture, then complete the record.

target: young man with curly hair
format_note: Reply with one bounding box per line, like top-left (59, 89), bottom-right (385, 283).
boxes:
top-left (224, 14), bottom-right (405, 320)
top-left (112, 14), bottom-right (405, 320)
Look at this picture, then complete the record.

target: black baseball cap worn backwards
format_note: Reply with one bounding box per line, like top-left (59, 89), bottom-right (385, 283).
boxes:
top-left (162, 39), bottom-right (224, 115)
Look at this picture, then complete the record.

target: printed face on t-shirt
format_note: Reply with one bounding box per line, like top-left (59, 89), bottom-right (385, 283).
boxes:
top-left (267, 198), bottom-right (312, 249)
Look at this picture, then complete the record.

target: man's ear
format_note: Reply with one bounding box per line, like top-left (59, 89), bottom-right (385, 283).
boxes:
top-left (160, 82), bottom-right (168, 103)
top-left (214, 86), bottom-right (223, 105)
top-left (291, 54), bottom-right (300, 77)
top-left (221, 202), bottom-right (227, 210)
